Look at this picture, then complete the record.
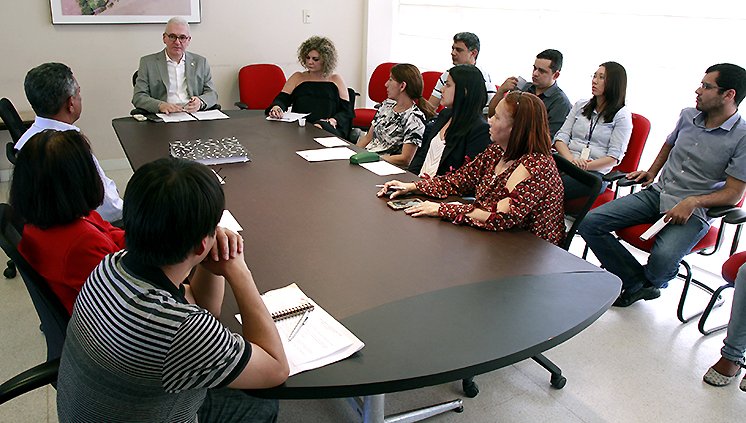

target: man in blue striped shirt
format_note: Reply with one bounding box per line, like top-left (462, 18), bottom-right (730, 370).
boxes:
top-left (56, 158), bottom-right (288, 423)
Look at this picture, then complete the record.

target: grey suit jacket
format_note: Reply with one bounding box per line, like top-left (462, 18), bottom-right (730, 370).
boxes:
top-left (132, 49), bottom-right (218, 113)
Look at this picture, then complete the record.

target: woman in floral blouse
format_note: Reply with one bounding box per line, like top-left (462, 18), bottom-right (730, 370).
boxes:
top-left (357, 63), bottom-right (436, 166)
top-left (377, 91), bottom-right (565, 246)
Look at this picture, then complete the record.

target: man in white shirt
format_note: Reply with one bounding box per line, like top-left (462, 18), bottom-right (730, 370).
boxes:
top-left (132, 16), bottom-right (218, 114)
top-left (428, 32), bottom-right (495, 109)
top-left (15, 62), bottom-right (123, 223)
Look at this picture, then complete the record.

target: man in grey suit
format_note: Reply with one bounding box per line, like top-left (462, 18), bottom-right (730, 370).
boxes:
top-left (132, 17), bottom-right (218, 114)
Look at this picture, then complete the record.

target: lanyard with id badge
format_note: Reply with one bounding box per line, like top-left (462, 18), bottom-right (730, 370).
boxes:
top-left (580, 113), bottom-right (601, 160)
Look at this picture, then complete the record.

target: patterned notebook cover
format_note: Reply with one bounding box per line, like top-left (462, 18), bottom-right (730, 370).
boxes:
top-left (170, 137), bottom-right (251, 165)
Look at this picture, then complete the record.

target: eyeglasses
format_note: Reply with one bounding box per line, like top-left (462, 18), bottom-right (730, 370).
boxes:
top-left (700, 82), bottom-right (726, 91)
top-left (591, 74), bottom-right (606, 81)
top-left (165, 33), bottom-right (190, 43)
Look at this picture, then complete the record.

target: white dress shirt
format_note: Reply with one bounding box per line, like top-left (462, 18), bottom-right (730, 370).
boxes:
top-left (14, 116), bottom-right (124, 223)
top-left (165, 50), bottom-right (190, 106)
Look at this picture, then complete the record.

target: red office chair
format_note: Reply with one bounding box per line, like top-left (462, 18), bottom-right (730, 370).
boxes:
top-left (234, 64), bottom-right (287, 110)
top-left (353, 62), bottom-right (397, 129)
top-left (697, 248), bottom-right (746, 336)
top-left (421, 71), bottom-right (441, 101)
top-left (614, 198), bottom-right (746, 334)
top-left (566, 113), bottom-right (651, 215)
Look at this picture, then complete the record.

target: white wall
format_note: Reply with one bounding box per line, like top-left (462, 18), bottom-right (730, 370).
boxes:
top-left (0, 1), bottom-right (365, 175)
top-left (393, 1), bottom-right (746, 171)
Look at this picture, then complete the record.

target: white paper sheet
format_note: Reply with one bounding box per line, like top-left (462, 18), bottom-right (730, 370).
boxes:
top-left (296, 147), bottom-right (356, 162)
top-left (266, 112), bottom-right (310, 123)
top-left (218, 210), bottom-right (243, 232)
top-left (192, 110), bottom-right (230, 120)
top-left (236, 283), bottom-right (364, 376)
top-left (314, 136), bottom-right (349, 147)
top-left (156, 112), bottom-right (197, 122)
top-left (359, 160), bottom-right (407, 176)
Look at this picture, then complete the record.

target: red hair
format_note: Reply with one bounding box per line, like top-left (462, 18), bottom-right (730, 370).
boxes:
top-left (501, 91), bottom-right (551, 161)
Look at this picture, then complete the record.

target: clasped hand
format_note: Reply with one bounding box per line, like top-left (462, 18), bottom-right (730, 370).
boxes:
top-left (200, 227), bottom-right (246, 276)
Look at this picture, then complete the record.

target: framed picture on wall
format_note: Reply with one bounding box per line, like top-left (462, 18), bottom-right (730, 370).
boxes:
top-left (50, 0), bottom-right (201, 24)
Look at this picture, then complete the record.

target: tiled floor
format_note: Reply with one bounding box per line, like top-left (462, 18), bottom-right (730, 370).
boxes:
top-left (1, 170), bottom-right (745, 422)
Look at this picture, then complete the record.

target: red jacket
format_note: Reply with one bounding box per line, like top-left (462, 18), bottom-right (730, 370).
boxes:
top-left (18, 211), bottom-right (125, 315)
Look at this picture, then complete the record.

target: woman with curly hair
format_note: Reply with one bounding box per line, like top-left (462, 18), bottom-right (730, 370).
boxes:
top-left (267, 36), bottom-right (353, 139)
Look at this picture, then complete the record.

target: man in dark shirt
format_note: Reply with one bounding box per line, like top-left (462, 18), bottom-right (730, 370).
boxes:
top-left (489, 49), bottom-right (572, 138)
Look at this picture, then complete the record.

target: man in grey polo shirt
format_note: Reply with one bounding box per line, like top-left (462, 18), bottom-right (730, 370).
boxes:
top-left (580, 63), bottom-right (746, 307)
top-left (488, 49), bottom-right (571, 138)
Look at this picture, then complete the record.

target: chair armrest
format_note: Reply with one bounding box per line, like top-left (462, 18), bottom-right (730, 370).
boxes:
top-left (616, 177), bottom-right (644, 187)
top-left (707, 205), bottom-right (740, 218)
top-left (723, 208), bottom-right (746, 225)
top-left (603, 170), bottom-right (628, 182)
top-left (235, 101), bottom-right (248, 110)
top-left (0, 359), bottom-right (59, 405)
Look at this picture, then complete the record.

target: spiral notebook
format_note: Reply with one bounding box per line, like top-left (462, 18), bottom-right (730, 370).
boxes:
top-left (237, 283), bottom-right (364, 376)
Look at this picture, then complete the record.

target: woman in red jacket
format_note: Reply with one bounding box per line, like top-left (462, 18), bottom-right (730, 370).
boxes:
top-left (10, 129), bottom-right (125, 315)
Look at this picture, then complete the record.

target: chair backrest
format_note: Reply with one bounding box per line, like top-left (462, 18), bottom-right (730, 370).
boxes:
top-left (612, 113), bottom-right (650, 173)
top-left (553, 155), bottom-right (603, 251)
top-left (368, 62), bottom-right (398, 104)
top-left (238, 64), bottom-right (287, 110)
top-left (0, 98), bottom-right (27, 165)
top-left (0, 98), bottom-right (27, 144)
top-left (0, 204), bottom-right (69, 362)
top-left (421, 71), bottom-right (441, 100)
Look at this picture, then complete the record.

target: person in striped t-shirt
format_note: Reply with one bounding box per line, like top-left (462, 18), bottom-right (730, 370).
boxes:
top-left (56, 158), bottom-right (289, 423)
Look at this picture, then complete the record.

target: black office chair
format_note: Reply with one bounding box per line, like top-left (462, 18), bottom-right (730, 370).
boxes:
top-left (460, 155), bottom-right (602, 398)
top-left (0, 204), bottom-right (68, 404)
top-left (553, 154), bottom-right (604, 250)
top-left (0, 98), bottom-right (28, 279)
top-left (131, 70), bottom-right (222, 116)
top-left (0, 97), bottom-right (26, 165)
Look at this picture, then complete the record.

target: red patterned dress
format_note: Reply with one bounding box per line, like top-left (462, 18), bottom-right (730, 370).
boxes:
top-left (414, 144), bottom-right (565, 245)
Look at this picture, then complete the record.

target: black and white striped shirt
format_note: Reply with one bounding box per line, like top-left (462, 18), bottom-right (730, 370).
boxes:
top-left (57, 250), bottom-right (251, 423)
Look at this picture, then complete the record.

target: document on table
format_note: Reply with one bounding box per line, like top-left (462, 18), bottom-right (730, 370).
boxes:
top-left (156, 112), bottom-right (197, 122)
top-left (192, 110), bottom-right (230, 120)
top-left (359, 160), bottom-right (406, 176)
top-left (218, 210), bottom-right (242, 232)
top-left (296, 147), bottom-right (356, 162)
top-left (236, 283), bottom-right (364, 376)
top-left (266, 112), bottom-right (310, 123)
top-left (314, 136), bottom-right (349, 147)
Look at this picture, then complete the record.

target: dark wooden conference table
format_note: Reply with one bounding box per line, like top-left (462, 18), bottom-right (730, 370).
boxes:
top-left (113, 110), bottom-right (621, 421)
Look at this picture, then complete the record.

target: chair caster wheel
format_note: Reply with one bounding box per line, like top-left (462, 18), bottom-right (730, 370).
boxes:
top-left (462, 379), bottom-right (479, 398)
top-left (4, 260), bottom-right (16, 278)
top-left (454, 406), bottom-right (464, 413)
top-left (551, 375), bottom-right (567, 389)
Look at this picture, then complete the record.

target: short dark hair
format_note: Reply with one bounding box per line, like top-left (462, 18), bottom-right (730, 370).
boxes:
top-left (24, 63), bottom-right (79, 118)
top-left (453, 32), bottom-right (480, 58)
top-left (536, 49), bottom-right (563, 73)
top-left (706, 63), bottom-right (746, 106)
top-left (123, 158), bottom-right (225, 268)
top-left (446, 65), bottom-right (488, 141)
top-left (10, 130), bottom-right (103, 230)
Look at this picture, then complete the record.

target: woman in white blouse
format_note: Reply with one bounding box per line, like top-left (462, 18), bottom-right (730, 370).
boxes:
top-left (554, 61), bottom-right (632, 200)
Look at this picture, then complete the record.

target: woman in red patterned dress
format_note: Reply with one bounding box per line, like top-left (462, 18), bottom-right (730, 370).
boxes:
top-left (377, 91), bottom-right (565, 246)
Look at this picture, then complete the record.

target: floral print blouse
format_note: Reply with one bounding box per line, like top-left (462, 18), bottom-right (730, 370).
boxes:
top-left (414, 144), bottom-right (565, 246)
